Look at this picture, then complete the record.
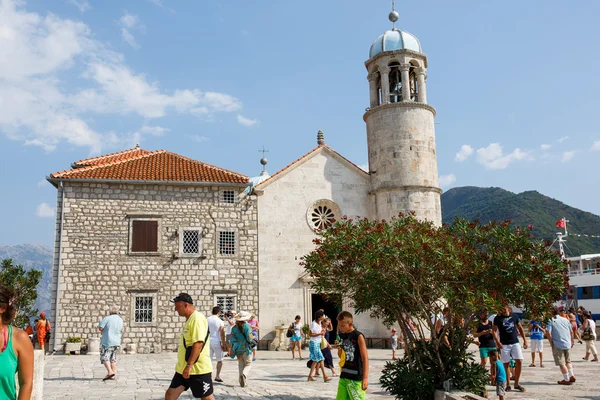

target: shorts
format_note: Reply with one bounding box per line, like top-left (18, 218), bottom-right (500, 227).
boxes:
top-left (479, 347), bottom-right (496, 359)
top-left (210, 343), bottom-right (225, 362)
top-left (169, 372), bottom-right (214, 398)
top-left (496, 383), bottom-right (506, 396)
top-left (336, 377), bottom-right (366, 400)
top-left (100, 345), bottom-right (119, 364)
top-left (391, 343), bottom-right (397, 350)
top-left (500, 343), bottom-right (523, 363)
top-left (309, 341), bottom-right (324, 362)
top-left (530, 339), bottom-right (543, 353)
top-left (290, 335), bottom-right (302, 342)
top-left (552, 347), bottom-right (571, 367)
top-left (225, 334), bottom-right (232, 343)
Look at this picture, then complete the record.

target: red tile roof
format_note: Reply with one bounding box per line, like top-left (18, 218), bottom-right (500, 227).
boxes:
top-left (255, 144), bottom-right (368, 189)
top-left (50, 148), bottom-right (249, 184)
top-left (71, 146), bottom-right (151, 167)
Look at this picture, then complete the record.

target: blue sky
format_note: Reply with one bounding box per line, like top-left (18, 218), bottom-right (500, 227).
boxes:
top-left (1, 0), bottom-right (599, 246)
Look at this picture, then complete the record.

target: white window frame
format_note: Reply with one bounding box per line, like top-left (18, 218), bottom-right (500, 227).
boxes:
top-left (130, 291), bottom-right (158, 327)
top-left (128, 217), bottom-right (162, 255)
top-left (214, 294), bottom-right (237, 313)
top-left (217, 228), bottom-right (237, 257)
top-left (179, 227), bottom-right (203, 257)
top-left (221, 190), bottom-right (236, 205)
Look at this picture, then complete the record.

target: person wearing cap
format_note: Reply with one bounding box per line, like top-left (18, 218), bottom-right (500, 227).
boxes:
top-left (98, 305), bottom-right (124, 381)
top-left (546, 306), bottom-right (577, 385)
top-left (166, 293), bottom-right (214, 400)
top-left (35, 312), bottom-right (51, 352)
top-left (229, 311), bottom-right (255, 387)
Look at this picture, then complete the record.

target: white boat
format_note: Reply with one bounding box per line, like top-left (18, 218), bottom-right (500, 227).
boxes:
top-left (567, 253), bottom-right (600, 319)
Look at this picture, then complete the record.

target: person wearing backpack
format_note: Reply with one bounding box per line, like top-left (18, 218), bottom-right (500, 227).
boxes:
top-left (581, 311), bottom-right (598, 362)
top-left (289, 315), bottom-right (303, 360)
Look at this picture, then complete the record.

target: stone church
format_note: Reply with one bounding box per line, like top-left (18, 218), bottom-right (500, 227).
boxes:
top-left (47, 11), bottom-right (441, 352)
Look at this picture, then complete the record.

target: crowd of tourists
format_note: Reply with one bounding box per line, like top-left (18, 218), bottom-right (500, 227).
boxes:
top-left (1, 278), bottom-right (598, 400)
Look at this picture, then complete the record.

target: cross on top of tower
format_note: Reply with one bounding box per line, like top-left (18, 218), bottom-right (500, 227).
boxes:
top-left (258, 146), bottom-right (269, 172)
top-left (389, 0), bottom-right (399, 29)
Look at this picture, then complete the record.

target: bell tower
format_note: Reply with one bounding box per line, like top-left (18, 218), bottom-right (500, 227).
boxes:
top-left (364, 7), bottom-right (441, 225)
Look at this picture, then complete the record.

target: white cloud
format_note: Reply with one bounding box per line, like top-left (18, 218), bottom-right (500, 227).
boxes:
top-left (190, 135), bottom-right (209, 143)
top-left (540, 144), bottom-right (551, 151)
top-left (358, 163), bottom-right (369, 172)
top-left (476, 143), bottom-right (533, 170)
top-left (454, 144), bottom-right (474, 162)
top-left (121, 28), bottom-right (139, 49)
top-left (67, 0), bottom-right (90, 12)
top-left (120, 12), bottom-right (139, 29)
top-left (237, 115), bottom-right (259, 127)
top-left (558, 136), bottom-right (570, 143)
top-left (561, 150), bottom-right (577, 163)
top-left (37, 179), bottom-right (49, 188)
top-left (36, 202), bottom-right (55, 218)
top-left (140, 125), bottom-right (168, 136)
top-left (0, 0), bottom-right (242, 153)
top-left (591, 140), bottom-right (600, 151)
top-left (438, 174), bottom-right (456, 188)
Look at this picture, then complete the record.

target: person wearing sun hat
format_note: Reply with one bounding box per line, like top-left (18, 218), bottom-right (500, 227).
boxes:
top-left (229, 311), bottom-right (255, 387)
top-left (165, 293), bottom-right (214, 400)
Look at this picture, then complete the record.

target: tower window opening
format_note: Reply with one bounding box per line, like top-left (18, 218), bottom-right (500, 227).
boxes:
top-left (388, 62), bottom-right (402, 103)
top-left (409, 65), bottom-right (419, 102)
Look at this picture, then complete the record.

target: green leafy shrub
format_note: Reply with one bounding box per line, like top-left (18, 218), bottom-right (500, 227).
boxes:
top-left (66, 337), bottom-right (82, 343)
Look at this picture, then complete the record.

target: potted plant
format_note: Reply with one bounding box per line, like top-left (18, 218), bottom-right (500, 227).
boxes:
top-left (65, 337), bottom-right (82, 354)
top-left (126, 340), bottom-right (137, 354)
top-left (301, 323), bottom-right (310, 349)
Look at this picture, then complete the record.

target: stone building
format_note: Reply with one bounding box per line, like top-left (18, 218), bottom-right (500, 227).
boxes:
top-left (47, 10), bottom-right (442, 349)
top-left (47, 148), bottom-right (258, 352)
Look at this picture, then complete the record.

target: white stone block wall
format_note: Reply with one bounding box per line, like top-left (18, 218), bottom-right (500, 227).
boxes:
top-left (50, 182), bottom-right (258, 352)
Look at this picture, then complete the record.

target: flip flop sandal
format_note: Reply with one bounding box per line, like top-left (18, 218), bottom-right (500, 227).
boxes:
top-left (102, 374), bottom-right (115, 381)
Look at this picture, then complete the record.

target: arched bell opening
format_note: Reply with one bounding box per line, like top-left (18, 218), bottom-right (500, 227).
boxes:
top-left (388, 61), bottom-right (403, 103)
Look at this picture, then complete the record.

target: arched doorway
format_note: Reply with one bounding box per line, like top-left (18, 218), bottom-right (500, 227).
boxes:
top-left (311, 293), bottom-right (341, 343)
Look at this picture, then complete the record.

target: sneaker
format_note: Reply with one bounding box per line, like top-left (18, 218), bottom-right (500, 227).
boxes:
top-left (558, 380), bottom-right (572, 385)
top-left (252, 357), bottom-right (256, 362)
top-left (570, 376), bottom-right (576, 383)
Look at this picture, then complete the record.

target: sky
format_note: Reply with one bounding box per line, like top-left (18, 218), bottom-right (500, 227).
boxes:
top-left (1, 0), bottom-right (600, 247)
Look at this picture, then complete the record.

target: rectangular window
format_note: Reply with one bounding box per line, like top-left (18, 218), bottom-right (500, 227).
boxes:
top-left (219, 231), bottom-right (236, 255)
top-left (134, 296), bottom-right (153, 323)
top-left (221, 190), bottom-right (235, 204)
top-left (131, 220), bottom-right (158, 252)
top-left (215, 295), bottom-right (236, 313)
top-left (181, 229), bottom-right (201, 256)
top-left (581, 287), bottom-right (594, 300)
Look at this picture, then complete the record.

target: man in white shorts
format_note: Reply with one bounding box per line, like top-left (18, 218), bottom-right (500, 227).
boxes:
top-left (207, 306), bottom-right (227, 383)
top-left (493, 306), bottom-right (528, 392)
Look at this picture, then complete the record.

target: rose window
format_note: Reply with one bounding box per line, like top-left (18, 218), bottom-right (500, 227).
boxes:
top-left (306, 200), bottom-right (341, 231)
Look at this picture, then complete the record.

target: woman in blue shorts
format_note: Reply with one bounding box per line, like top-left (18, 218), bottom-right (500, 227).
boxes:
top-left (289, 315), bottom-right (303, 360)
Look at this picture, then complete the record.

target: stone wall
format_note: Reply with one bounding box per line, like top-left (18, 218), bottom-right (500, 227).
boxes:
top-left (364, 103), bottom-right (442, 226)
top-left (50, 182), bottom-right (258, 352)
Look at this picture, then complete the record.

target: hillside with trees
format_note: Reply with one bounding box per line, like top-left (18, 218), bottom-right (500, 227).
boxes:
top-left (441, 187), bottom-right (600, 257)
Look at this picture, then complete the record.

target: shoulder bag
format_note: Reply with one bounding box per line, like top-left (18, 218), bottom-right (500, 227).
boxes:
top-left (320, 335), bottom-right (329, 350)
top-left (241, 325), bottom-right (258, 349)
top-left (581, 327), bottom-right (594, 341)
top-left (183, 327), bottom-right (210, 365)
top-left (286, 323), bottom-right (294, 338)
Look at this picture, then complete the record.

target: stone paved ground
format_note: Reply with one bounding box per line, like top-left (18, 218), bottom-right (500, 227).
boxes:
top-left (44, 345), bottom-right (600, 399)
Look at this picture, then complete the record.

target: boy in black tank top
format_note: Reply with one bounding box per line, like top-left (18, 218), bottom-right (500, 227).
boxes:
top-left (336, 311), bottom-right (369, 400)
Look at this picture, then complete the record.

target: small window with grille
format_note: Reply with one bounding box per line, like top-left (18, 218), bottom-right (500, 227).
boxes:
top-left (215, 295), bottom-right (236, 313)
top-left (179, 228), bottom-right (202, 256)
top-left (218, 231), bottom-right (236, 256)
top-left (134, 296), bottom-right (153, 323)
top-left (221, 190), bottom-right (235, 204)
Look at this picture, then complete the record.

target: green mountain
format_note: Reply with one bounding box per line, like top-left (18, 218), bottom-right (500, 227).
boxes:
top-left (441, 187), bottom-right (600, 257)
top-left (0, 244), bottom-right (52, 319)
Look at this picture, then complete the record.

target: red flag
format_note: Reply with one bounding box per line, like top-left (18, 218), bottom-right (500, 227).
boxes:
top-left (556, 219), bottom-right (566, 228)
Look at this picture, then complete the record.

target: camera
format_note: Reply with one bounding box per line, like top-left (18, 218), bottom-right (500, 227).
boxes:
top-left (225, 311), bottom-right (233, 318)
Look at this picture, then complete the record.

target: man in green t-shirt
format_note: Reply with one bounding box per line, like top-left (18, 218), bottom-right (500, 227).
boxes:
top-left (165, 293), bottom-right (214, 400)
